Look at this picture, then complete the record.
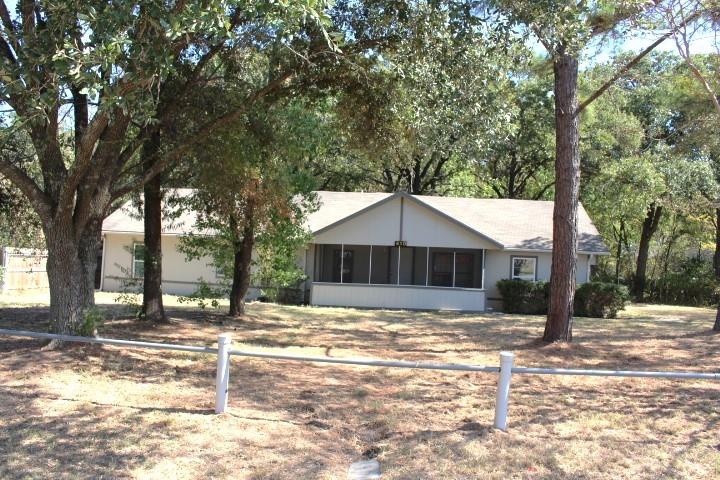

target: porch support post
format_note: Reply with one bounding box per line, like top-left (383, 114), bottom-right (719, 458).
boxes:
top-left (426, 247), bottom-right (429, 286)
top-left (368, 245), bottom-right (373, 284)
top-left (481, 249), bottom-right (485, 290)
top-left (452, 251), bottom-right (456, 287)
top-left (396, 246), bottom-right (401, 285)
top-left (340, 244), bottom-right (344, 284)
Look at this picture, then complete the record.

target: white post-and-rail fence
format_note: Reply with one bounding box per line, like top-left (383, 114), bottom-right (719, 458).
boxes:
top-left (1, 328), bottom-right (719, 431)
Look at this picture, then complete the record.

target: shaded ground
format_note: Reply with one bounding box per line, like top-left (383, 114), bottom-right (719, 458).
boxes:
top-left (0, 292), bottom-right (718, 479)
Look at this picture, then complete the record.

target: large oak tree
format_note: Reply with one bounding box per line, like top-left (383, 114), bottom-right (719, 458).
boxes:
top-left (0, 0), bottom-right (334, 341)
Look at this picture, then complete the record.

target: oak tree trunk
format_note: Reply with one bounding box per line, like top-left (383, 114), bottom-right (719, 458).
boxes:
top-left (544, 52), bottom-right (580, 343)
top-left (632, 204), bottom-right (662, 302)
top-left (141, 131), bottom-right (167, 323)
top-left (229, 203), bottom-right (256, 317)
top-left (45, 221), bottom-right (101, 346)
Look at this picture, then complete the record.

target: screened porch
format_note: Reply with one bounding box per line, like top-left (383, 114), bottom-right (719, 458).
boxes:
top-left (312, 244), bottom-right (485, 289)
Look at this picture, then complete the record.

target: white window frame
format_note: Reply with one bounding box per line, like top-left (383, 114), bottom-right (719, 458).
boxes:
top-left (132, 243), bottom-right (145, 278)
top-left (511, 256), bottom-right (537, 281)
top-left (214, 264), bottom-right (225, 279)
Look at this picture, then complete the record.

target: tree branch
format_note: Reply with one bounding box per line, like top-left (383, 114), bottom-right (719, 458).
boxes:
top-left (111, 68), bottom-right (296, 201)
top-left (577, 10), bottom-right (701, 116)
top-left (0, 157), bottom-right (51, 223)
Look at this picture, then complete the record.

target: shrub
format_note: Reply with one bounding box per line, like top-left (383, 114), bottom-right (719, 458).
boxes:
top-left (178, 279), bottom-right (225, 309)
top-left (80, 307), bottom-right (104, 336)
top-left (574, 282), bottom-right (629, 318)
top-left (496, 279), bottom-right (549, 314)
top-left (645, 259), bottom-right (719, 307)
top-left (497, 279), bottom-right (628, 318)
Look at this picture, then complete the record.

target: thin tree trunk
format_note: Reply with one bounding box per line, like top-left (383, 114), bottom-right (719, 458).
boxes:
top-left (615, 234), bottom-right (622, 284)
top-left (141, 131), bottom-right (167, 323)
top-left (633, 204), bottom-right (662, 302)
top-left (544, 52), bottom-right (579, 343)
top-left (714, 208), bottom-right (720, 332)
top-left (714, 208), bottom-right (720, 277)
top-left (229, 201), bottom-right (256, 317)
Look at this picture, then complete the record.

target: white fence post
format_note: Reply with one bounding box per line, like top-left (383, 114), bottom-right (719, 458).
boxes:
top-left (215, 333), bottom-right (232, 414)
top-left (493, 351), bottom-right (514, 431)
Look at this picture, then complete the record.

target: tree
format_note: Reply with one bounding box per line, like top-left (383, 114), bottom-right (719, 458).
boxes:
top-left (662, 0), bottom-right (720, 329)
top-left (335, 3), bottom-right (520, 195)
top-left (0, 1), bottom-right (350, 340)
top-left (478, 61), bottom-right (556, 200)
top-left (0, 125), bottom-right (43, 248)
top-left (179, 101), bottom-right (318, 316)
top-left (493, 0), bottom-right (689, 341)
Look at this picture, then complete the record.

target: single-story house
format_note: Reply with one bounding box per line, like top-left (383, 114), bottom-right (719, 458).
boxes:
top-left (100, 190), bottom-right (609, 311)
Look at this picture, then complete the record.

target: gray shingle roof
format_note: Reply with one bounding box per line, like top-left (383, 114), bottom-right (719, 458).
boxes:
top-left (102, 189), bottom-right (200, 235)
top-left (104, 189), bottom-right (609, 254)
top-left (309, 191), bottom-right (609, 254)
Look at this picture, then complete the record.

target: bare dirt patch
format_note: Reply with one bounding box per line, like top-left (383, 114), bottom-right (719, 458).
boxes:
top-left (0, 296), bottom-right (718, 479)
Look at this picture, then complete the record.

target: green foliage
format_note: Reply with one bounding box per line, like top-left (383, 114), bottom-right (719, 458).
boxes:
top-left (646, 258), bottom-right (719, 307)
top-left (574, 282), bottom-right (629, 318)
top-left (498, 279), bottom-right (629, 317)
top-left (496, 279), bottom-right (550, 314)
top-left (334, 2), bottom-right (523, 194)
top-left (113, 265), bottom-right (143, 318)
top-left (177, 280), bottom-right (225, 309)
top-left (80, 307), bottom-right (104, 337)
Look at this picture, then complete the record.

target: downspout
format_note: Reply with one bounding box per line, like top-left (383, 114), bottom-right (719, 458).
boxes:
top-left (99, 234), bottom-right (107, 291)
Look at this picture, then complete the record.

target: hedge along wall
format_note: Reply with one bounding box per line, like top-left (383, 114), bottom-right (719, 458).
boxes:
top-left (496, 279), bottom-right (629, 318)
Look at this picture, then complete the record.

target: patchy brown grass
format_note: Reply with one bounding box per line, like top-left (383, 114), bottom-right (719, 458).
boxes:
top-left (0, 292), bottom-right (718, 479)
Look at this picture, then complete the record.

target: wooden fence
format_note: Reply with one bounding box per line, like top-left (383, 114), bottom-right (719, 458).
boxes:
top-left (0, 247), bottom-right (49, 292)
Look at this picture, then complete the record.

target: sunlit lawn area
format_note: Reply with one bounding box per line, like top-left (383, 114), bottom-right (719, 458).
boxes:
top-left (0, 291), bottom-right (718, 479)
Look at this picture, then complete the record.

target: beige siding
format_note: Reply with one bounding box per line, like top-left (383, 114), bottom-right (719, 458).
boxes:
top-left (311, 283), bottom-right (485, 311)
top-left (314, 196), bottom-right (497, 249)
top-left (102, 233), bottom-right (221, 296)
top-left (484, 251), bottom-right (593, 310)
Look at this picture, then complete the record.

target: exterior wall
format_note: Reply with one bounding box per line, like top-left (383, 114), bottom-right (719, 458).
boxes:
top-left (311, 283), bottom-right (485, 311)
top-left (314, 196), bottom-right (497, 249)
top-left (102, 233), bottom-right (226, 296)
top-left (484, 250), bottom-right (594, 310)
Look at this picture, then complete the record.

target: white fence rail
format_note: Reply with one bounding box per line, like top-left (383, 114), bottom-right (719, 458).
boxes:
top-left (0, 328), bottom-right (718, 430)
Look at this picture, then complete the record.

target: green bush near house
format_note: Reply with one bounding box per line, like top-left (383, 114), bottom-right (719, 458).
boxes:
top-left (496, 279), bottom-right (550, 314)
top-left (497, 279), bottom-right (629, 318)
top-left (574, 282), bottom-right (629, 318)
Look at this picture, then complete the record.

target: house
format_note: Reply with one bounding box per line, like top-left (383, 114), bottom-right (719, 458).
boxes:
top-left (100, 190), bottom-right (609, 311)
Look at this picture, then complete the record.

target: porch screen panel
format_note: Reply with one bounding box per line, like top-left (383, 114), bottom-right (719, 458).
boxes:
top-left (398, 247), bottom-right (414, 285)
top-left (453, 249), bottom-right (485, 288)
top-left (314, 244), bottom-right (343, 282)
top-left (428, 248), bottom-right (484, 288)
top-left (345, 245), bottom-right (370, 283)
top-left (411, 247), bottom-right (428, 285)
top-left (370, 246), bottom-right (392, 284)
top-left (429, 248), bottom-right (454, 287)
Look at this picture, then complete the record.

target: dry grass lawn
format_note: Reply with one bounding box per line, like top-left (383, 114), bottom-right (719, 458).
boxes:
top-left (0, 291), bottom-right (719, 479)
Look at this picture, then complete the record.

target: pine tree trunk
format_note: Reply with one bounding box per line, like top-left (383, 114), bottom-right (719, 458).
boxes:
top-left (714, 208), bottom-right (720, 277)
top-left (714, 208), bottom-right (720, 332)
top-left (229, 203), bottom-right (256, 317)
top-left (544, 52), bottom-right (580, 343)
top-left (633, 204), bottom-right (662, 302)
top-left (141, 131), bottom-right (167, 323)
